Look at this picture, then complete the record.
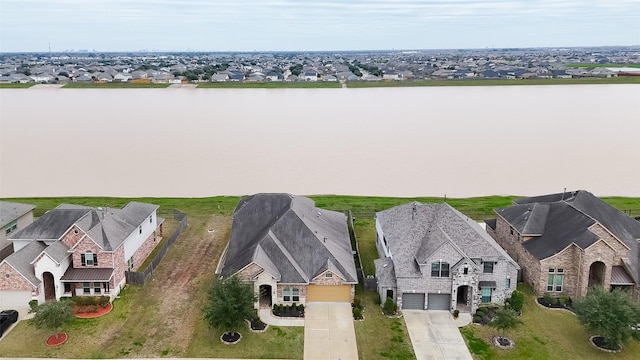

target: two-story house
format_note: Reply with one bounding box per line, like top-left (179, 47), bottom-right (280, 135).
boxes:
top-left (0, 202), bottom-right (162, 307)
top-left (375, 202), bottom-right (519, 312)
top-left (0, 201), bottom-right (35, 260)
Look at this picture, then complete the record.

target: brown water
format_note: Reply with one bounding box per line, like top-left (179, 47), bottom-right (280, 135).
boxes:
top-left (1, 85), bottom-right (639, 198)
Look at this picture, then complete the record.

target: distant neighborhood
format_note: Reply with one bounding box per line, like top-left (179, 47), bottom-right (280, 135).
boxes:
top-left (1, 46), bottom-right (639, 84)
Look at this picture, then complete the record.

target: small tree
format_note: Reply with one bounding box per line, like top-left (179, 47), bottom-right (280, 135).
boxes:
top-left (382, 297), bottom-right (398, 315)
top-left (576, 287), bottom-right (640, 350)
top-left (31, 300), bottom-right (74, 340)
top-left (489, 309), bottom-right (522, 337)
top-left (508, 290), bottom-right (524, 312)
top-left (203, 276), bottom-right (256, 337)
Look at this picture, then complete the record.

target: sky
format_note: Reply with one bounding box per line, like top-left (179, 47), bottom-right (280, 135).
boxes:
top-left (1, 0), bottom-right (639, 52)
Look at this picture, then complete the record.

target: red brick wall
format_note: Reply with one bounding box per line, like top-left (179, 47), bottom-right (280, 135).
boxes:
top-left (131, 232), bottom-right (158, 272)
top-left (72, 237), bottom-right (113, 269)
top-left (0, 262), bottom-right (36, 291)
top-left (61, 225), bottom-right (86, 248)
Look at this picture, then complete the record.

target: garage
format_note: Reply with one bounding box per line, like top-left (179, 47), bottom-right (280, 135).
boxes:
top-left (402, 293), bottom-right (425, 310)
top-left (427, 293), bottom-right (451, 310)
top-left (0, 291), bottom-right (32, 308)
top-left (307, 285), bottom-right (352, 302)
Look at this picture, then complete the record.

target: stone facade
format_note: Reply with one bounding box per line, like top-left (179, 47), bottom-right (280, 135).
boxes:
top-left (490, 215), bottom-right (636, 301)
top-left (276, 284), bottom-right (307, 302)
top-left (311, 271), bottom-right (345, 285)
top-left (237, 263), bottom-right (264, 280)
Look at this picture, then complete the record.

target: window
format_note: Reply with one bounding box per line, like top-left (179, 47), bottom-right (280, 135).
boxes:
top-left (505, 278), bottom-right (511, 289)
top-left (5, 221), bottom-right (17, 235)
top-left (431, 262), bottom-right (450, 277)
top-left (325, 272), bottom-right (333, 278)
top-left (103, 282), bottom-right (110, 292)
top-left (83, 282), bottom-right (91, 294)
top-left (481, 287), bottom-right (492, 303)
top-left (483, 262), bottom-right (494, 273)
top-left (149, 215), bottom-right (153, 223)
top-left (547, 268), bottom-right (564, 292)
top-left (94, 282), bottom-right (101, 293)
top-left (283, 288), bottom-right (291, 302)
top-left (463, 267), bottom-right (469, 275)
top-left (82, 252), bottom-right (98, 266)
top-left (127, 258), bottom-right (134, 271)
top-left (510, 227), bottom-right (514, 235)
top-left (139, 226), bottom-right (142, 234)
top-left (292, 288), bottom-right (300, 302)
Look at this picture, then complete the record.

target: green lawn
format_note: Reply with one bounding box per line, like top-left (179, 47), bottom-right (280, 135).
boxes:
top-left (63, 82), bottom-right (170, 88)
top-left (197, 81), bottom-right (342, 88)
top-left (345, 76), bottom-right (640, 88)
top-left (460, 284), bottom-right (640, 360)
top-left (0, 83), bottom-right (35, 88)
top-left (354, 290), bottom-right (416, 360)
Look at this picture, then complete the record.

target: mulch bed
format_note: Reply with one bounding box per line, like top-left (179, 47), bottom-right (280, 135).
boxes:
top-left (74, 303), bottom-right (113, 319)
top-left (247, 319), bottom-right (268, 332)
top-left (493, 336), bottom-right (515, 350)
top-left (45, 333), bottom-right (68, 347)
top-left (220, 332), bottom-right (242, 344)
top-left (590, 335), bottom-right (623, 353)
top-left (536, 298), bottom-right (575, 313)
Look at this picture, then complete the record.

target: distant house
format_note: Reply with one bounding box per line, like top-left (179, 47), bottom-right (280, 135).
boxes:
top-left (211, 73), bottom-right (229, 82)
top-left (74, 74), bottom-right (92, 82)
top-left (0, 202), bottom-right (163, 307)
top-left (383, 72), bottom-right (400, 81)
top-left (113, 73), bottom-right (132, 82)
top-left (322, 74), bottom-right (337, 82)
top-left (266, 71), bottom-right (283, 82)
top-left (0, 201), bottom-right (35, 260)
top-left (486, 190), bottom-right (640, 301)
top-left (217, 194), bottom-right (358, 307)
top-left (375, 202), bottom-right (519, 312)
top-left (303, 71), bottom-right (318, 81)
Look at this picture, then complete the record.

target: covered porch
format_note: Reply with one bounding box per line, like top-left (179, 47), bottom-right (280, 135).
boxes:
top-left (60, 267), bottom-right (115, 298)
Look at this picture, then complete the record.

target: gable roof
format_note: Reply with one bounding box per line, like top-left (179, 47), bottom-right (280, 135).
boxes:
top-left (3, 240), bottom-right (47, 286)
top-left (0, 201), bottom-right (35, 227)
top-left (377, 202), bottom-right (518, 278)
top-left (11, 202), bottom-right (158, 251)
top-left (220, 194), bottom-right (357, 284)
top-left (502, 190), bottom-right (640, 282)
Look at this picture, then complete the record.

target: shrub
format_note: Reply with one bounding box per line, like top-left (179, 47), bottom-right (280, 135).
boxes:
top-left (473, 315), bottom-right (483, 323)
top-left (453, 309), bottom-right (460, 318)
top-left (353, 307), bottom-right (363, 320)
top-left (509, 290), bottom-right (525, 312)
top-left (353, 296), bottom-right (362, 309)
top-left (374, 293), bottom-right (382, 305)
top-left (475, 308), bottom-right (485, 316)
top-left (560, 295), bottom-right (571, 307)
top-left (382, 297), bottom-right (398, 316)
top-left (543, 292), bottom-right (555, 306)
top-left (298, 304), bottom-right (304, 312)
top-left (98, 296), bottom-right (110, 308)
top-left (29, 299), bottom-right (39, 313)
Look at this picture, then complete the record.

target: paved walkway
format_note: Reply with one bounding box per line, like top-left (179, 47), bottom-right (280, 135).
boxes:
top-left (303, 302), bottom-right (358, 360)
top-left (403, 310), bottom-right (473, 360)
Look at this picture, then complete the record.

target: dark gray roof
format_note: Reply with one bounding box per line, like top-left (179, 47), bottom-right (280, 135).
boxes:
top-left (3, 241), bottom-right (47, 286)
top-left (497, 190), bottom-right (640, 283)
top-left (10, 209), bottom-right (89, 241)
top-left (220, 194), bottom-right (357, 284)
top-left (376, 202), bottom-right (518, 278)
top-left (0, 201), bottom-right (35, 227)
top-left (61, 267), bottom-right (114, 281)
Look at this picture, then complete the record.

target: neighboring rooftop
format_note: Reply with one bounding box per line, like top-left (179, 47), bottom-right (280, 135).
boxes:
top-left (0, 201), bottom-right (35, 227)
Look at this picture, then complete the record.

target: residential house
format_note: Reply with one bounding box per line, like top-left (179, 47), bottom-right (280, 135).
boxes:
top-left (383, 72), bottom-right (400, 81)
top-left (265, 71), bottom-right (283, 82)
top-left (217, 194), bottom-right (358, 308)
top-left (375, 202), bottom-right (519, 312)
top-left (485, 190), bottom-right (640, 301)
top-left (0, 202), bottom-right (163, 307)
top-left (302, 71), bottom-right (318, 81)
top-left (113, 73), bottom-right (132, 82)
top-left (211, 73), bottom-right (230, 82)
top-left (0, 201), bottom-right (35, 260)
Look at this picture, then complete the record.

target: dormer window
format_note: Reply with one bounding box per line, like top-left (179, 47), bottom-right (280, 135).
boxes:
top-left (81, 251), bottom-right (98, 266)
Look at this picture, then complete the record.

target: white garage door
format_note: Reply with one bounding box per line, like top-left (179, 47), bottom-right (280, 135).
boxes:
top-left (0, 291), bottom-right (32, 308)
top-left (402, 293), bottom-right (425, 310)
top-left (427, 293), bottom-right (451, 310)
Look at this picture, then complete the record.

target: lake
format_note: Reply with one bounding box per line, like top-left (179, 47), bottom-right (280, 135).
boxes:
top-left (0, 84), bottom-right (638, 198)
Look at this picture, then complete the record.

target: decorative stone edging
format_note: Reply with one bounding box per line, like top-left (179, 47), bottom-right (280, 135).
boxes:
top-left (534, 299), bottom-right (576, 315)
top-left (589, 335), bottom-right (623, 353)
top-left (493, 336), bottom-right (515, 350)
top-left (246, 319), bottom-right (269, 333)
top-left (220, 332), bottom-right (242, 345)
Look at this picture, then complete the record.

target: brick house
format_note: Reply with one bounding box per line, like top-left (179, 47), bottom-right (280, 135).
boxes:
top-left (485, 190), bottom-right (640, 301)
top-left (216, 194), bottom-right (358, 308)
top-left (374, 202), bottom-right (519, 313)
top-left (0, 201), bottom-right (36, 261)
top-left (0, 202), bottom-right (163, 307)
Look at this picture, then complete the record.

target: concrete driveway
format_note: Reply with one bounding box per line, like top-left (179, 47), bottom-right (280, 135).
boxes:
top-left (303, 302), bottom-right (358, 360)
top-left (403, 310), bottom-right (473, 360)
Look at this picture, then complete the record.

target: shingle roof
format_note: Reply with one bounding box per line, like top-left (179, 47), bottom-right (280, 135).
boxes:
top-left (376, 202), bottom-right (518, 278)
top-left (0, 201), bottom-right (35, 227)
top-left (3, 241), bottom-right (47, 286)
top-left (498, 190), bottom-right (640, 283)
top-left (220, 194), bottom-right (357, 284)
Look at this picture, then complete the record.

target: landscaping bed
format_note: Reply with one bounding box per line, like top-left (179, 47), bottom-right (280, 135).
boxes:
top-left (272, 304), bottom-right (304, 318)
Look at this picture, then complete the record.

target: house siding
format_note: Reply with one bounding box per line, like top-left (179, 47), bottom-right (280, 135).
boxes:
top-left (130, 231), bottom-right (157, 272)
